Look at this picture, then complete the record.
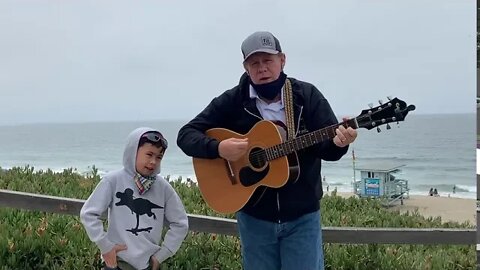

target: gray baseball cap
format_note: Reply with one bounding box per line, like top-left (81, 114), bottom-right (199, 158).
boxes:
top-left (241, 31), bottom-right (282, 61)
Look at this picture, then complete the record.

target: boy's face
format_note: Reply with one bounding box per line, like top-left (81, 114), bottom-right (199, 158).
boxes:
top-left (136, 142), bottom-right (164, 177)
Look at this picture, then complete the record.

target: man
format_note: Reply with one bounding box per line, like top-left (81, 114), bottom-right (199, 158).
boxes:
top-left (177, 31), bottom-right (357, 270)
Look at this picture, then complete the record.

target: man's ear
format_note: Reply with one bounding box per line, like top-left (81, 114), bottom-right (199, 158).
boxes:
top-left (280, 53), bottom-right (286, 70)
top-left (243, 63), bottom-right (249, 75)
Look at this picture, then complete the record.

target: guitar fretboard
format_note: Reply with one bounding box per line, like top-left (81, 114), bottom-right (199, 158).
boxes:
top-left (264, 118), bottom-right (358, 161)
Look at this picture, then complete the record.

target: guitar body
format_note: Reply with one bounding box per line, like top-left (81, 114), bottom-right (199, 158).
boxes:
top-left (193, 120), bottom-right (298, 214)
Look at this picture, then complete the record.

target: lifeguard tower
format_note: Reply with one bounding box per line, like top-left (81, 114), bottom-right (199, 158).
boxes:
top-left (353, 162), bottom-right (409, 206)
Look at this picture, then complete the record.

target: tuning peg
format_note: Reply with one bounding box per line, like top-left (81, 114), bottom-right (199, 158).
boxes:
top-left (378, 100), bottom-right (383, 105)
top-left (368, 103), bottom-right (373, 108)
top-left (396, 121), bottom-right (400, 127)
top-left (387, 96), bottom-right (392, 101)
top-left (376, 127), bottom-right (381, 133)
top-left (386, 124), bottom-right (391, 130)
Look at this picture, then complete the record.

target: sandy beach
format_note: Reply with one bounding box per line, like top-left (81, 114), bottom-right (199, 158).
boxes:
top-left (330, 192), bottom-right (476, 225)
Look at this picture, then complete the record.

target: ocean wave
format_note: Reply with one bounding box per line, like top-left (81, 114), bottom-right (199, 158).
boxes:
top-left (455, 184), bottom-right (477, 193)
top-left (355, 156), bottom-right (474, 166)
top-left (413, 183), bottom-right (476, 193)
top-left (327, 181), bottom-right (350, 186)
top-left (408, 190), bottom-right (475, 199)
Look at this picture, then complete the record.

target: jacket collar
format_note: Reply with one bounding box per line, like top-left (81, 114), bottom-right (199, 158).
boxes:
top-left (239, 73), bottom-right (304, 130)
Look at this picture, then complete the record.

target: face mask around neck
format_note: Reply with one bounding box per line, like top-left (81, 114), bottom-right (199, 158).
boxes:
top-left (250, 72), bottom-right (287, 100)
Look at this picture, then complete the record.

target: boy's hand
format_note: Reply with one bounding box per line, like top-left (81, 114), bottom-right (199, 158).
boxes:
top-left (150, 256), bottom-right (160, 270)
top-left (102, 244), bottom-right (127, 268)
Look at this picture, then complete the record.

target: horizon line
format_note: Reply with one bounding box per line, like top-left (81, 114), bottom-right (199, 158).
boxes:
top-left (0, 112), bottom-right (475, 127)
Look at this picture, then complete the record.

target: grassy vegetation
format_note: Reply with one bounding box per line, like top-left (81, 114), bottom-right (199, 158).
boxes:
top-left (0, 166), bottom-right (475, 269)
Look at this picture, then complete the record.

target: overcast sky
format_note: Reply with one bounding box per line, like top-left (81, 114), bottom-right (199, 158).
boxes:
top-left (0, 0), bottom-right (475, 126)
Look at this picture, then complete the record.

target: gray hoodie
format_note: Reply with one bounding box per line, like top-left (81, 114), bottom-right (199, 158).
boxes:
top-left (80, 127), bottom-right (189, 269)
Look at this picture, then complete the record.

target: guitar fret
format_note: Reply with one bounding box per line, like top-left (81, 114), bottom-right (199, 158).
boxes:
top-left (265, 118), bottom-right (359, 161)
top-left (328, 127), bottom-right (335, 138)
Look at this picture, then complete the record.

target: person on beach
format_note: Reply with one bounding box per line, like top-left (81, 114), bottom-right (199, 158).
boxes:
top-left (429, 187), bottom-right (434, 196)
top-left (81, 128), bottom-right (188, 270)
top-left (323, 176), bottom-right (329, 192)
top-left (433, 188), bottom-right (439, 197)
top-left (177, 31), bottom-right (357, 270)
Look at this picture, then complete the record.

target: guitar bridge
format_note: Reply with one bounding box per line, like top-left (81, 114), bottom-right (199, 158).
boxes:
top-left (224, 160), bottom-right (237, 185)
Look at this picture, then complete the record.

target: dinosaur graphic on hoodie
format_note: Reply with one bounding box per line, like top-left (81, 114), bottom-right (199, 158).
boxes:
top-left (80, 127), bottom-right (188, 269)
top-left (115, 188), bottom-right (163, 235)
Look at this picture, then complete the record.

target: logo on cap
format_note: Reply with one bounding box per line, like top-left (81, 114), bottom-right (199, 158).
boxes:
top-left (261, 36), bottom-right (273, 48)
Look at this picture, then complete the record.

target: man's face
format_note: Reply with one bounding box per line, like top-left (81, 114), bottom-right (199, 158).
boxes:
top-left (136, 143), bottom-right (164, 177)
top-left (244, 52), bottom-right (285, 85)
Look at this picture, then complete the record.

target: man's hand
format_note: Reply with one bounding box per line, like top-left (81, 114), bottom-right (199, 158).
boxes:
top-left (218, 138), bottom-right (249, 161)
top-left (333, 118), bottom-right (357, 148)
top-left (150, 256), bottom-right (160, 270)
top-left (102, 244), bottom-right (127, 268)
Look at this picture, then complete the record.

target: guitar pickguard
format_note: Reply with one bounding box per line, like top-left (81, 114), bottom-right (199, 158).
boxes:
top-left (239, 165), bottom-right (270, 187)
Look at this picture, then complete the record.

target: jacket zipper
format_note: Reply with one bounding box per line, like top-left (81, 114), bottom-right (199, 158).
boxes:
top-left (295, 106), bottom-right (304, 136)
top-left (277, 192), bottom-right (281, 223)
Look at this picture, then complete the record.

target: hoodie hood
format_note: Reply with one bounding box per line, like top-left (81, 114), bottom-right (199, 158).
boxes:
top-left (123, 127), bottom-right (162, 177)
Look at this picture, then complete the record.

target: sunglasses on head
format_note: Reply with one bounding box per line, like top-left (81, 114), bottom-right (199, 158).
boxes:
top-left (141, 132), bottom-right (168, 149)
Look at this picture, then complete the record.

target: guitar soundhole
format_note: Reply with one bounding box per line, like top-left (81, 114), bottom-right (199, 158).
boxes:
top-left (249, 147), bottom-right (267, 169)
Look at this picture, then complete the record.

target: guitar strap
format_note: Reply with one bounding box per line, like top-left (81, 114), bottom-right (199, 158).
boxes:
top-left (283, 79), bottom-right (296, 140)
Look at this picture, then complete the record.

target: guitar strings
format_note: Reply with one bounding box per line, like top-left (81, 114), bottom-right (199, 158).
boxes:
top-left (248, 102), bottom-right (396, 162)
top-left (247, 114), bottom-right (374, 162)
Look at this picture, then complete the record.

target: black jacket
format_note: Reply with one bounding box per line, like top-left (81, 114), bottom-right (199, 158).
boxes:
top-left (177, 73), bottom-right (348, 222)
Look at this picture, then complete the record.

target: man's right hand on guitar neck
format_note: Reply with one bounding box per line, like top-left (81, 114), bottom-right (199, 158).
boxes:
top-left (218, 138), bottom-right (249, 161)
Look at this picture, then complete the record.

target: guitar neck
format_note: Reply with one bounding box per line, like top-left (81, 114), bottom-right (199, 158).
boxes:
top-left (265, 118), bottom-right (358, 161)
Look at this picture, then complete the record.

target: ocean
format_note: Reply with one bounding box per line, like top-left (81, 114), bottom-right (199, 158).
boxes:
top-left (0, 114), bottom-right (475, 199)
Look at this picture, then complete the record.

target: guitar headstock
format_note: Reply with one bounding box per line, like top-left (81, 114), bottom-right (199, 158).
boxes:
top-left (356, 97), bottom-right (415, 131)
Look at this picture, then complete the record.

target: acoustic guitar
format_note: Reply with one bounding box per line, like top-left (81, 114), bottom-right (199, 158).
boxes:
top-left (192, 97), bottom-right (415, 213)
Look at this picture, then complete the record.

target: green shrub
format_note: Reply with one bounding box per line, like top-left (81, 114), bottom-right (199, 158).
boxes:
top-left (0, 167), bottom-right (475, 269)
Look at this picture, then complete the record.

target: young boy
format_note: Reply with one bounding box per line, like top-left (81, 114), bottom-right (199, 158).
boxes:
top-left (80, 127), bottom-right (189, 270)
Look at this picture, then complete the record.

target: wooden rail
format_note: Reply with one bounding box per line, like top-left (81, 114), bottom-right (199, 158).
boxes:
top-left (0, 189), bottom-right (475, 245)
